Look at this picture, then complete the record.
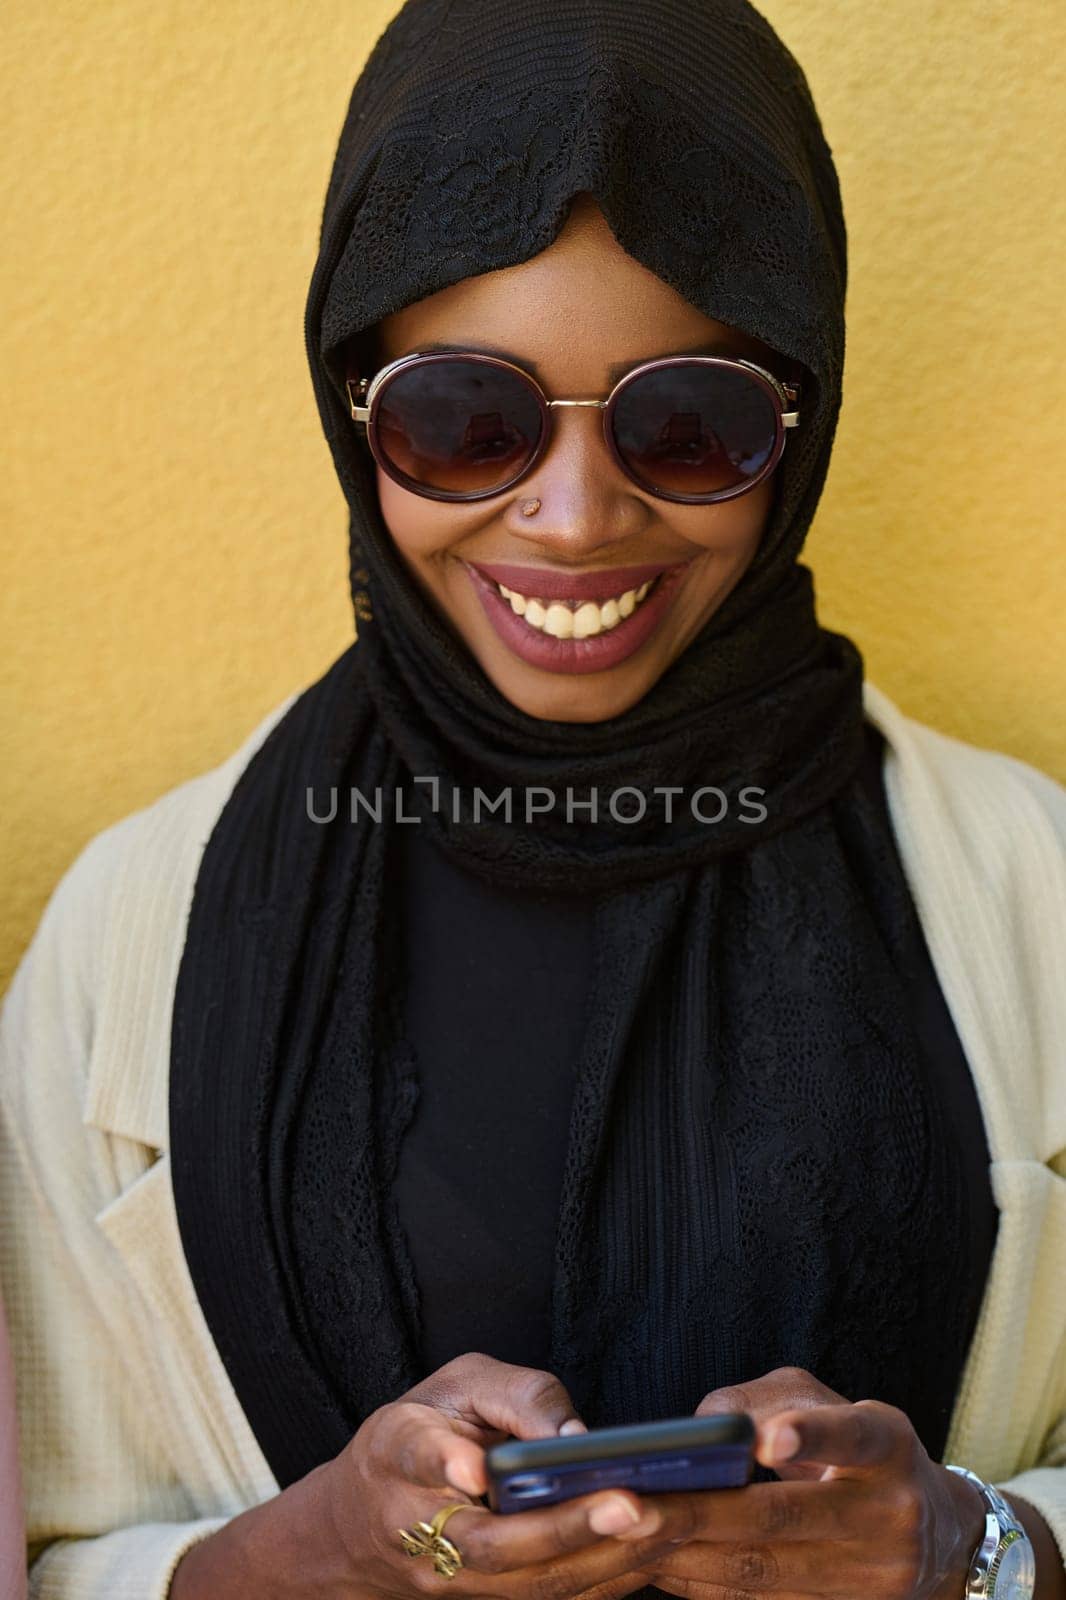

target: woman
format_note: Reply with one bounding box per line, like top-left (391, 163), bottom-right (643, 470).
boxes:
top-left (2, 1), bottom-right (1064, 1597)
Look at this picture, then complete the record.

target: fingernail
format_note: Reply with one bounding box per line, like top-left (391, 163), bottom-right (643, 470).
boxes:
top-left (589, 1496), bottom-right (643, 1534)
top-left (559, 1418), bottom-right (588, 1436)
top-left (615, 1505), bottom-right (663, 1540)
top-left (770, 1424), bottom-right (801, 1462)
top-left (445, 1460), bottom-right (481, 1496)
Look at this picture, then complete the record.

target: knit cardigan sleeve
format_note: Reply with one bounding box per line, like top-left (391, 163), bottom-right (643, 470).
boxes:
top-left (982, 751), bottom-right (1066, 1566)
top-left (0, 1280), bottom-right (27, 1600)
top-left (0, 824), bottom-right (229, 1599)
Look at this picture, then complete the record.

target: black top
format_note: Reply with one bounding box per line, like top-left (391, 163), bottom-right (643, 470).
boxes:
top-left (391, 719), bottom-right (1000, 1399)
top-left (391, 807), bottom-right (595, 1375)
top-left (168, 650), bottom-right (1004, 1511)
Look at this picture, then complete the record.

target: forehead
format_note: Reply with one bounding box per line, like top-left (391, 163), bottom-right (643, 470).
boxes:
top-left (367, 194), bottom-right (783, 381)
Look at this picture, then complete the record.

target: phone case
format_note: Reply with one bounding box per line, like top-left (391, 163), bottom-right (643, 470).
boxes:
top-left (485, 1411), bottom-right (755, 1513)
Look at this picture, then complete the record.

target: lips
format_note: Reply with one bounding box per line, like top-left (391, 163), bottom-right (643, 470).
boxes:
top-left (466, 560), bottom-right (683, 604)
top-left (463, 558), bottom-right (694, 675)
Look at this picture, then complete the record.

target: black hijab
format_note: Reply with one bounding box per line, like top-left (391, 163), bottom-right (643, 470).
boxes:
top-left (170, 0), bottom-right (984, 1492)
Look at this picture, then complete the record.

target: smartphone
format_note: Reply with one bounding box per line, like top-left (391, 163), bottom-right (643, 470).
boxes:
top-left (485, 1411), bottom-right (755, 1513)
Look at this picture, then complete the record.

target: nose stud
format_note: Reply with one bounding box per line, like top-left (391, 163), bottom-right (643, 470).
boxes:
top-left (520, 498), bottom-right (542, 517)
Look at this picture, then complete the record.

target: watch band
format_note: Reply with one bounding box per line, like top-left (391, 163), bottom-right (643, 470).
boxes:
top-left (944, 1464), bottom-right (1037, 1600)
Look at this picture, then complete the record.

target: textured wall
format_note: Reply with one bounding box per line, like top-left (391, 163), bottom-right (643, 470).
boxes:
top-left (2, 0), bottom-right (1064, 992)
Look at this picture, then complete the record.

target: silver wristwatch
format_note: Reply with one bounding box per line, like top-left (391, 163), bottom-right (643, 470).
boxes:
top-left (945, 1464), bottom-right (1037, 1600)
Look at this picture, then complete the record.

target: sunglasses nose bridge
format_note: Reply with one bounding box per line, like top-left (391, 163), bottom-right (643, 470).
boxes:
top-left (537, 394), bottom-right (654, 505)
top-left (534, 397), bottom-right (614, 465)
top-left (507, 428), bottom-right (652, 564)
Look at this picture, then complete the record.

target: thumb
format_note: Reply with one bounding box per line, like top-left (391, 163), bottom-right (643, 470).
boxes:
top-left (695, 1370), bottom-right (850, 1482)
top-left (406, 1352), bottom-right (587, 1444)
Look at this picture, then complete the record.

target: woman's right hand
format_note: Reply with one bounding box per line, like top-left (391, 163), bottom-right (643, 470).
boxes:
top-left (325, 1351), bottom-right (670, 1596)
top-left (171, 1352), bottom-right (670, 1599)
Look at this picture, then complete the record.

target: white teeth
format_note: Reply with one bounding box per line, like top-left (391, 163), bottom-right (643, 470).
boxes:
top-left (497, 577), bottom-right (656, 638)
top-left (543, 603), bottom-right (574, 640)
top-left (573, 602), bottom-right (603, 639)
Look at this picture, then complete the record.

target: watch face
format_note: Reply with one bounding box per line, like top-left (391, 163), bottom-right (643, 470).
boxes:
top-left (993, 1532), bottom-right (1036, 1600)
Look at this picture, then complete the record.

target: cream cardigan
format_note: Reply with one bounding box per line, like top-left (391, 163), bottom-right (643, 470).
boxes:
top-left (0, 1283), bottom-right (27, 1600)
top-left (1, 679), bottom-right (1065, 1600)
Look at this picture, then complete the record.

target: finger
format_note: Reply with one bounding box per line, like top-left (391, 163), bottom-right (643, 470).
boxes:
top-left (646, 1587), bottom-right (806, 1600)
top-left (405, 1352), bottom-right (587, 1445)
top-left (757, 1399), bottom-right (912, 1478)
top-left (696, 1366), bottom-right (849, 1423)
top-left (600, 1477), bottom-right (876, 1549)
top-left (696, 1371), bottom-right (855, 1484)
top-left (445, 1488), bottom-right (664, 1574)
top-left (577, 1575), bottom-right (662, 1600)
top-left (652, 1587), bottom-right (810, 1600)
top-left (385, 1400), bottom-right (495, 1496)
top-left (652, 1535), bottom-right (869, 1594)
top-left (508, 1512), bottom-right (681, 1595)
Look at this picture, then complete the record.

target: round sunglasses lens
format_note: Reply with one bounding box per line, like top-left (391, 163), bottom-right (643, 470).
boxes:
top-left (611, 363), bottom-right (780, 499)
top-left (374, 357), bottom-right (542, 496)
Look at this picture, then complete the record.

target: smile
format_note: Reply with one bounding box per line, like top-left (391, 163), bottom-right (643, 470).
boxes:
top-left (463, 559), bottom-right (693, 676)
top-left (494, 577), bottom-right (657, 638)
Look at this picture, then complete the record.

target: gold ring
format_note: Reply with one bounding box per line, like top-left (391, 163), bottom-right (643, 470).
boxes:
top-left (397, 1499), bottom-right (478, 1579)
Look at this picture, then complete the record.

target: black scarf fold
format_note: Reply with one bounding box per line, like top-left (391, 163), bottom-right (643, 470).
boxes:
top-left (170, 0), bottom-right (982, 1493)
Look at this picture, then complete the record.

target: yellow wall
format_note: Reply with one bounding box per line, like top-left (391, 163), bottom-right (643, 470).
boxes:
top-left (2, 0), bottom-right (1064, 993)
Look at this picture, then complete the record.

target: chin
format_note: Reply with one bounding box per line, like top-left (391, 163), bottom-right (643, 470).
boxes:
top-left (485, 661), bottom-right (660, 724)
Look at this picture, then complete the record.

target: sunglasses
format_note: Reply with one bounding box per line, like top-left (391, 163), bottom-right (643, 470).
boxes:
top-left (345, 350), bottom-right (801, 505)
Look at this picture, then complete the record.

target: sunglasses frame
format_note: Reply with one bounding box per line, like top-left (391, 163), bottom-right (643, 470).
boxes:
top-left (345, 350), bottom-right (801, 505)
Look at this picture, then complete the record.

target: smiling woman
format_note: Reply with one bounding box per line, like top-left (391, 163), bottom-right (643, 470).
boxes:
top-left (1, 2), bottom-right (1065, 1600)
top-left (346, 196), bottom-right (795, 720)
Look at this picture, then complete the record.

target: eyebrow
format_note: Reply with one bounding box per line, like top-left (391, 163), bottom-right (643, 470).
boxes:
top-left (412, 338), bottom-right (750, 383)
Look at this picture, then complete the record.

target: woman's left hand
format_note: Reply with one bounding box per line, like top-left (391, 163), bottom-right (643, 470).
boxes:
top-left (613, 1366), bottom-right (987, 1599)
